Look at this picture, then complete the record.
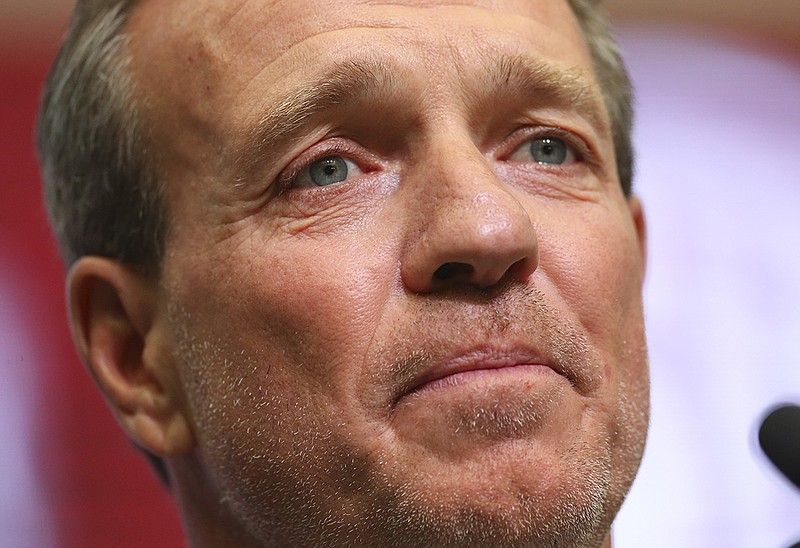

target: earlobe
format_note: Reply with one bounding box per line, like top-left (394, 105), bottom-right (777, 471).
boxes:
top-left (68, 257), bottom-right (195, 457)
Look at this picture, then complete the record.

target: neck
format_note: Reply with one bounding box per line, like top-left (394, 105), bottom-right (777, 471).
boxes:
top-left (168, 454), bottom-right (261, 548)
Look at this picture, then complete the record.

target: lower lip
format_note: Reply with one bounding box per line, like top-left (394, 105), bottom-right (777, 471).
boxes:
top-left (410, 364), bottom-right (555, 396)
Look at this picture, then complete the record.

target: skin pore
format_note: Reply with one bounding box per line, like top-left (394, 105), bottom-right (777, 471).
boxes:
top-left (72, 0), bottom-right (649, 546)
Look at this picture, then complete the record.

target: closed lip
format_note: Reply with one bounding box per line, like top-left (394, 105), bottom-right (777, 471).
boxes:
top-left (395, 345), bottom-right (571, 404)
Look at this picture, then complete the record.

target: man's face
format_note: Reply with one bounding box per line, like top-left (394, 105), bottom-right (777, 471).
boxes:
top-left (130, 0), bottom-right (648, 545)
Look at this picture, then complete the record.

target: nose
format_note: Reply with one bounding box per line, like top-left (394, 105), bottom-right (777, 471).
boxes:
top-left (400, 142), bottom-right (539, 293)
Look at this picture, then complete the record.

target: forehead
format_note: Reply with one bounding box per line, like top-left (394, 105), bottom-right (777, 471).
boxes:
top-left (129, 0), bottom-right (591, 93)
top-left (132, 0), bottom-right (582, 43)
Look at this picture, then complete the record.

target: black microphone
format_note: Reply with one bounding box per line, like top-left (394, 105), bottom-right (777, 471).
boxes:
top-left (759, 404), bottom-right (800, 490)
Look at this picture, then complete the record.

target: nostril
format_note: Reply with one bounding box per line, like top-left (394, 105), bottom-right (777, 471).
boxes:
top-left (433, 262), bottom-right (474, 281)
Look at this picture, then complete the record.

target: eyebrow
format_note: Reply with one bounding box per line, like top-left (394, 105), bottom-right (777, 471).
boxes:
top-left (481, 53), bottom-right (605, 128)
top-left (235, 52), bottom-right (605, 185)
top-left (236, 57), bottom-right (399, 184)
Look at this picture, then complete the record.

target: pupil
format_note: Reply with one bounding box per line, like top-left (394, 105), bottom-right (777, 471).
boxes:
top-left (309, 156), bottom-right (349, 186)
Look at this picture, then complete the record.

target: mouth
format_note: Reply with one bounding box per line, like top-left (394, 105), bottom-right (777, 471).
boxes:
top-left (393, 346), bottom-right (574, 406)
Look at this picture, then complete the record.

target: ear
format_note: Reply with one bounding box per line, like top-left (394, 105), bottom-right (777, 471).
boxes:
top-left (67, 256), bottom-right (195, 457)
top-left (627, 195), bottom-right (647, 277)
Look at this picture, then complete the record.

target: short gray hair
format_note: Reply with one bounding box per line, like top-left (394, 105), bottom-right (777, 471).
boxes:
top-left (38, 1), bottom-right (164, 273)
top-left (38, 0), bottom-right (634, 270)
top-left (568, 0), bottom-right (635, 196)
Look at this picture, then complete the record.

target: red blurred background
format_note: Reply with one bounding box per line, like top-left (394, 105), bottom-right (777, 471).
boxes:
top-left (0, 6), bottom-right (185, 547)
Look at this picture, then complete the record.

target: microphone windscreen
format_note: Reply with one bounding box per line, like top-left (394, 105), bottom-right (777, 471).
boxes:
top-left (759, 404), bottom-right (800, 490)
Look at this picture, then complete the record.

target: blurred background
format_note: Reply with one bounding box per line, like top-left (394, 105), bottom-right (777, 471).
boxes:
top-left (1, 1), bottom-right (798, 546)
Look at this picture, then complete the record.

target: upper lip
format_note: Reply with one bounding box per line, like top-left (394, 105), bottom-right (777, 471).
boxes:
top-left (394, 344), bottom-right (572, 405)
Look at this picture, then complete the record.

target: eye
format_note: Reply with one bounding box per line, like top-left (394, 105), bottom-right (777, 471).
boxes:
top-left (509, 135), bottom-right (577, 166)
top-left (290, 155), bottom-right (363, 188)
top-left (530, 137), bottom-right (568, 164)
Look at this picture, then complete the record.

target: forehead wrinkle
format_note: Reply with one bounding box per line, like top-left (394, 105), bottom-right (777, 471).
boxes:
top-left (234, 55), bottom-right (402, 185)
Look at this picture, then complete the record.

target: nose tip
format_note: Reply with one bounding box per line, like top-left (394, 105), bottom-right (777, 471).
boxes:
top-left (402, 188), bottom-right (540, 293)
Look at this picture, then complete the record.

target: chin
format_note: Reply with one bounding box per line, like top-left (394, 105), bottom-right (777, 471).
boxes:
top-left (302, 440), bottom-right (621, 548)
top-left (349, 485), bottom-right (616, 548)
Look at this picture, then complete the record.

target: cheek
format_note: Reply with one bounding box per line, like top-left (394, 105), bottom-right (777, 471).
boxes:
top-left (164, 229), bottom-right (399, 410)
top-left (538, 204), bottom-right (644, 348)
top-left (536, 203), bottom-right (648, 428)
top-left (255, 237), bottom-right (397, 370)
top-left (167, 324), bottom-right (380, 533)
top-left (535, 204), bottom-right (649, 496)
top-left (162, 232), bottom-right (406, 531)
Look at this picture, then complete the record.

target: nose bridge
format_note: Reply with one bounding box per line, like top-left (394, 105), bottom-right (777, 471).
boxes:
top-left (401, 129), bottom-right (539, 293)
top-left (432, 153), bottom-right (527, 251)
